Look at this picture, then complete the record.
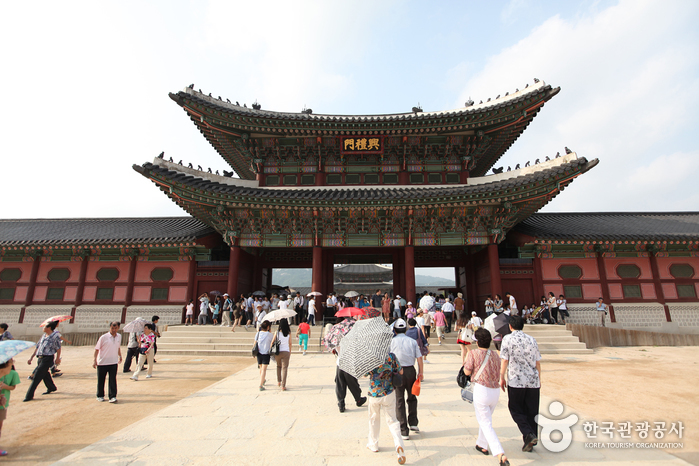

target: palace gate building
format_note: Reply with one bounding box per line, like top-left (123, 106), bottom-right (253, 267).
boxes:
top-left (1, 81), bottom-right (698, 336)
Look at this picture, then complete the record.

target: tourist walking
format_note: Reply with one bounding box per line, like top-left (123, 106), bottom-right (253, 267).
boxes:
top-left (24, 320), bottom-right (61, 402)
top-left (198, 293), bottom-right (209, 325)
top-left (390, 319), bottom-right (424, 440)
top-left (296, 317), bottom-right (310, 355)
top-left (221, 293), bottom-right (232, 326)
top-left (365, 352), bottom-right (406, 464)
top-left (254, 321), bottom-right (273, 390)
top-left (558, 295), bottom-right (568, 324)
top-left (506, 292), bottom-right (518, 316)
top-left (333, 321), bottom-right (367, 413)
top-left (122, 319), bottom-right (143, 373)
top-left (499, 315), bottom-right (541, 453)
top-left (455, 311), bottom-right (472, 362)
top-left (454, 292), bottom-right (464, 319)
top-left (0, 358), bottom-right (20, 456)
top-left (0, 324), bottom-right (13, 341)
top-left (382, 293), bottom-right (391, 322)
top-left (393, 295), bottom-right (402, 320)
top-left (465, 328), bottom-right (508, 466)
top-left (420, 309), bottom-right (432, 341)
top-left (547, 292), bottom-right (558, 324)
top-left (271, 319), bottom-right (292, 390)
top-left (406, 318), bottom-right (429, 366)
top-left (131, 323), bottom-right (156, 381)
top-left (93, 321), bottom-right (122, 403)
top-left (307, 296), bottom-right (316, 327)
top-left (596, 297), bottom-right (608, 327)
top-left (442, 298), bottom-right (455, 333)
top-left (185, 299), bottom-right (194, 326)
top-left (434, 307), bottom-right (447, 345)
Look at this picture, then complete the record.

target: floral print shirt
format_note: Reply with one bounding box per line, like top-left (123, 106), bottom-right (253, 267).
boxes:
top-left (139, 333), bottom-right (155, 350)
top-left (500, 330), bottom-right (541, 388)
top-left (366, 353), bottom-right (402, 398)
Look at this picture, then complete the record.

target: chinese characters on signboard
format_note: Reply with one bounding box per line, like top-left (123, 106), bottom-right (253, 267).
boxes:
top-left (341, 136), bottom-right (383, 154)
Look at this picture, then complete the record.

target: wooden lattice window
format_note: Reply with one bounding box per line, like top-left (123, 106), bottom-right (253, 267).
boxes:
top-left (47, 288), bottom-right (65, 300)
top-left (265, 175), bottom-right (279, 186)
top-left (0, 268), bottom-right (21, 282)
top-left (327, 174), bottom-right (342, 185)
top-left (346, 174), bottom-right (360, 184)
top-left (48, 268), bottom-right (70, 282)
top-left (670, 264), bottom-right (694, 279)
top-left (677, 284), bottom-right (697, 298)
top-left (617, 264), bottom-right (641, 278)
top-left (151, 288), bottom-right (168, 300)
top-left (96, 288), bottom-right (114, 300)
top-left (558, 265), bottom-right (582, 279)
top-left (410, 173), bottom-right (424, 184)
top-left (446, 173), bottom-right (460, 184)
top-left (427, 173), bottom-right (442, 184)
top-left (383, 174), bottom-right (398, 184)
top-left (301, 175), bottom-right (315, 185)
top-left (97, 268), bottom-right (119, 281)
top-left (563, 285), bottom-right (582, 298)
top-left (151, 268), bottom-right (173, 282)
top-left (364, 174), bottom-right (379, 184)
top-left (622, 284), bottom-right (642, 298)
top-left (0, 289), bottom-right (14, 300)
top-left (283, 175), bottom-right (297, 186)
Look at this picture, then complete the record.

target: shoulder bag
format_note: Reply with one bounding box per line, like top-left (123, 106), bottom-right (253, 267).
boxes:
top-left (461, 350), bottom-right (491, 403)
top-left (252, 332), bottom-right (259, 357)
top-left (272, 332), bottom-right (281, 355)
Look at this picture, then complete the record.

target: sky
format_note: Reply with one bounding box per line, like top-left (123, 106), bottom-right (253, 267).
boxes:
top-left (2, 0), bottom-right (698, 280)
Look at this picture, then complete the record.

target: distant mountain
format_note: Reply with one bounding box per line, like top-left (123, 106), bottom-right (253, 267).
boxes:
top-left (272, 269), bottom-right (454, 288)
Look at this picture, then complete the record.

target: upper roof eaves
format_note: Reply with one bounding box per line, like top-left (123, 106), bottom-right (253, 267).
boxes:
top-left (174, 81), bottom-right (552, 123)
top-left (0, 217), bottom-right (214, 247)
top-left (515, 212), bottom-right (699, 242)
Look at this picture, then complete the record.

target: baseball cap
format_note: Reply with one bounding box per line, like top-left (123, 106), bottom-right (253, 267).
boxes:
top-left (394, 318), bottom-right (407, 329)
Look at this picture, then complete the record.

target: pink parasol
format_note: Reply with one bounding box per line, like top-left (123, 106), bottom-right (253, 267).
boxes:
top-left (39, 315), bottom-right (72, 327)
top-left (335, 307), bottom-right (366, 317)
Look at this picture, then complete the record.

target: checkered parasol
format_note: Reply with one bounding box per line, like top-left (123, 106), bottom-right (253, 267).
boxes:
top-left (338, 317), bottom-right (393, 379)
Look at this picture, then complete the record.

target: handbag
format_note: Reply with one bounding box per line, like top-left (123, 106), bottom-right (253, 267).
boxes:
top-left (272, 333), bottom-right (281, 355)
top-left (456, 366), bottom-right (470, 388)
top-left (252, 333), bottom-right (259, 357)
top-left (461, 350), bottom-right (491, 403)
top-left (411, 377), bottom-right (421, 396)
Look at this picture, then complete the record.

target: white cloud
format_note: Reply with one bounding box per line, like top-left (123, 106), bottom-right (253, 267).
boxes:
top-left (454, 0), bottom-right (699, 212)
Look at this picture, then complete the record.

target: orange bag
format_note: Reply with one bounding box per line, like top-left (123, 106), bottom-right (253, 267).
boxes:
top-left (411, 377), bottom-right (421, 396)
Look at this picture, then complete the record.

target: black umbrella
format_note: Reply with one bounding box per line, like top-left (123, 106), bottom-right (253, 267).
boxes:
top-left (494, 313), bottom-right (512, 336)
top-left (252, 290), bottom-right (266, 297)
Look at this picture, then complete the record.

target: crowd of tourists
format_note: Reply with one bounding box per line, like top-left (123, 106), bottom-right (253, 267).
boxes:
top-left (0, 286), bottom-right (552, 463)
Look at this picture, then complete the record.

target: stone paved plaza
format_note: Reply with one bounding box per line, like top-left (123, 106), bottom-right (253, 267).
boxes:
top-left (55, 352), bottom-right (691, 465)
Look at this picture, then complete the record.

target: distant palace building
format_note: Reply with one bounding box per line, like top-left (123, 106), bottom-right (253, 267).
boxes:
top-left (1, 81), bottom-right (698, 335)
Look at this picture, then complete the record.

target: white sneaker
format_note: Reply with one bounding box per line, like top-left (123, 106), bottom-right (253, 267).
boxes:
top-left (146, 375), bottom-right (152, 378)
top-left (401, 434), bottom-right (409, 440)
top-left (303, 351), bottom-right (306, 355)
top-left (130, 376), bottom-right (138, 381)
top-left (410, 425), bottom-right (420, 432)
top-left (109, 398), bottom-right (117, 403)
top-left (96, 397), bottom-right (105, 402)
top-left (424, 359), bottom-right (430, 364)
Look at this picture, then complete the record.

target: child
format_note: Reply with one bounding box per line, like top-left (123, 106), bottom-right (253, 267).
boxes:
top-left (296, 317), bottom-right (311, 355)
top-left (0, 358), bottom-right (20, 456)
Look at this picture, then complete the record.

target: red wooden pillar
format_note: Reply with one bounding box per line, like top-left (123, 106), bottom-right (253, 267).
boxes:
top-left (72, 252), bottom-right (90, 323)
top-left (488, 243), bottom-right (502, 299)
top-left (404, 246), bottom-right (415, 305)
top-left (228, 246), bottom-right (241, 300)
top-left (256, 172), bottom-right (266, 185)
top-left (460, 169), bottom-right (469, 184)
top-left (399, 171), bottom-right (409, 185)
top-left (465, 254), bottom-right (478, 313)
top-left (532, 255), bottom-right (544, 303)
top-left (312, 246), bottom-right (323, 293)
top-left (122, 254), bottom-right (138, 323)
top-left (19, 251), bottom-right (42, 324)
top-left (392, 249), bottom-right (403, 298)
top-left (649, 252), bottom-right (671, 322)
top-left (596, 251), bottom-right (615, 323)
top-left (252, 250), bottom-right (263, 291)
top-left (316, 172), bottom-right (326, 186)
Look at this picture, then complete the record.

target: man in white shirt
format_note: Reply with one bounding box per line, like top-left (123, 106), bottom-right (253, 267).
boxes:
top-left (308, 297), bottom-right (316, 326)
top-left (441, 298), bottom-right (455, 333)
top-left (506, 292), bottom-right (518, 316)
top-left (596, 297), bottom-right (608, 327)
top-left (93, 322), bottom-right (123, 403)
top-left (469, 311), bottom-right (483, 330)
top-left (390, 319), bottom-right (424, 439)
top-left (393, 295), bottom-right (402, 319)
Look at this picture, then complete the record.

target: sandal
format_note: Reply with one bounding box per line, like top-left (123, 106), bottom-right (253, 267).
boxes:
top-left (475, 445), bottom-right (489, 455)
top-left (396, 446), bottom-right (406, 464)
top-left (498, 454), bottom-right (510, 466)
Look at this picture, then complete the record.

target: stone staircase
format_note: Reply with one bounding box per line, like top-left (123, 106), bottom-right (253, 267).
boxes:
top-left (156, 321), bottom-right (591, 357)
top-left (156, 324), bottom-right (325, 357)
